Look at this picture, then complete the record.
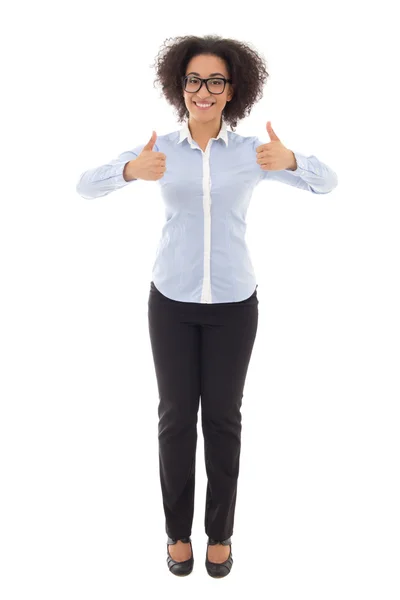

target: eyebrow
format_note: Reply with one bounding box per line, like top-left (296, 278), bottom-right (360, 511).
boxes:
top-left (186, 72), bottom-right (226, 77)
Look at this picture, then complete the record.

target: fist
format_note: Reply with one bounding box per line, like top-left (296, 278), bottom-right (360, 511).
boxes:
top-left (130, 131), bottom-right (167, 181)
top-left (256, 121), bottom-right (296, 171)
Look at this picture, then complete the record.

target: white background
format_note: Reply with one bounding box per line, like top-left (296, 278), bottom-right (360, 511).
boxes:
top-left (1, 0), bottom-right (399, 597)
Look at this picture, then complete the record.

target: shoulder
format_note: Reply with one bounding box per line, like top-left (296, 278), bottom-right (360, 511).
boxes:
top-left (129, 130), bottom-right (176, 156)
top-left (228, 131), bottom-right (261, 151)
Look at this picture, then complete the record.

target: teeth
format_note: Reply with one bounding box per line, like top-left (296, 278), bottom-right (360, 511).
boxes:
top-left (195, 102), bottom-right (213, 107)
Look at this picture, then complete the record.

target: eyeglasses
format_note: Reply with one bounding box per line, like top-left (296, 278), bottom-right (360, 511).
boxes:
top-left (182, 75), bottom-right (232, 95)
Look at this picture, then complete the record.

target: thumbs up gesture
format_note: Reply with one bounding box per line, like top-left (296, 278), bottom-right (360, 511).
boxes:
top-left (256, 122), bottom-right (297, 171)
top-left (129, 131), bottom-right (167, 181)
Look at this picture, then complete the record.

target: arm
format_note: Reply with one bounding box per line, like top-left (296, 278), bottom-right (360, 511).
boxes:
top-left (253, 137), bottom-right (338, 195)
top-left (76, 143), bottom-right (146, 199)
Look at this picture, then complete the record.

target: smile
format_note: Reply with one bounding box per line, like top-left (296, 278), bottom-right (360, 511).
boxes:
top-left (194, 102), bottom-right (215, 110)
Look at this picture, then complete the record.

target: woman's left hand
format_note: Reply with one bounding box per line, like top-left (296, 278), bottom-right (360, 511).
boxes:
top-left (256, 121), bottom-right (297, 171)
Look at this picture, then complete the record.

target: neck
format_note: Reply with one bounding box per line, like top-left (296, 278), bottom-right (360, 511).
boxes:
top-left (188, 115), bottom-right (222, 143)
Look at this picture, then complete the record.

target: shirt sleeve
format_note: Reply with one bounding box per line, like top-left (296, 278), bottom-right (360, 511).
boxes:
top-left (253, 136), bottom-right (338, 195)
top-left (76, 142), bottom-right (149, 199)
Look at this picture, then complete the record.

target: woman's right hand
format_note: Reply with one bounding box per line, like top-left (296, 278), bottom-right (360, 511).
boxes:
top-left (125, 131), bottom-right (166, 181)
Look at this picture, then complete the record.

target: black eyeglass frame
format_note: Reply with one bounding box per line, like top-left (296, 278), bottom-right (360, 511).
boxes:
top-left (182, 75), bottom-right (233, 95)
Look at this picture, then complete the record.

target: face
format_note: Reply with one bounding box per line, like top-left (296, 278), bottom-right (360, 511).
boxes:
top-left (183, 54), bottom-right (234, 125)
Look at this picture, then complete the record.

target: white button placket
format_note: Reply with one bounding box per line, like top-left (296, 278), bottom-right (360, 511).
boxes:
top-left (193, 140), bottom-right (213, 304)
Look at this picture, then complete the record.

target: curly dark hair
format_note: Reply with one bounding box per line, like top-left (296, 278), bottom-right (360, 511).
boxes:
top-left (150, 35), bottom-right (269, 132)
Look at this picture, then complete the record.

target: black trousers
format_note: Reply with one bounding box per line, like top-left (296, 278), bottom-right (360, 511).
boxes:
top-left (147, 280), bottom-right (259, 542)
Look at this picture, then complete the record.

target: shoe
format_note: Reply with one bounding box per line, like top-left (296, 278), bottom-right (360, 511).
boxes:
top-left (205, 536), bottom-right (233, 578)
top-left (166, 536), bottom-right (194, 576)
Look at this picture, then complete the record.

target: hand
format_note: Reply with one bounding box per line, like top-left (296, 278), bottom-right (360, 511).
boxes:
top-left (129, 131), bottom-right (167, 181)
top-left (256, 122), bottom-right (297, 171)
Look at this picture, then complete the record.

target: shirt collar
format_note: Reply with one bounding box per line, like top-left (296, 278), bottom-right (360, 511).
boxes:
top-left (177, 116), bottom-right (229, 148)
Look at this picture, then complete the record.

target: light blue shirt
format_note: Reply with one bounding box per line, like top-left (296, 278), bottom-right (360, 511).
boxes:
top-left (76, 118), bottom-right (338, 304)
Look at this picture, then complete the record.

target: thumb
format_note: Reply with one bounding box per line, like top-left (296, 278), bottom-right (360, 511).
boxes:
top-left (142, 130), bottom-right (157, 151)
top-left (266, 121), bottom-right (280, 142)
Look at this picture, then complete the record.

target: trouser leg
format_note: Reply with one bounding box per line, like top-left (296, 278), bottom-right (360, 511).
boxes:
top-left (200, 292), bottom-right (259, 541)
top-left (147, 283), bottom-right (201, 539)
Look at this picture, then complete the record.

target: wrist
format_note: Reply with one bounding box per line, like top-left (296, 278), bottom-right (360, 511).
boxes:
top-left (123, 160), bottom-right (137, 181)
top-left (287, 151), bottom-right (297, 171)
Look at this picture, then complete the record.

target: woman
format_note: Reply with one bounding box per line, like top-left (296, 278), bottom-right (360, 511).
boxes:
top-left (76, 34), bottom-right (338, 578)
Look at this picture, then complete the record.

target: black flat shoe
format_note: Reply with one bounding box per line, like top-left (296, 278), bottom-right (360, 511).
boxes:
top-left (205, 536), bottom-right (233, 578)
top-left (166, 536), bottom-right (194, 576)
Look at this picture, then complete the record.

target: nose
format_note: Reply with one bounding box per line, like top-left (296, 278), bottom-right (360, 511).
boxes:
top-left (195, 81), bottom-right (214, 101)
top-left (197, 80), bottom-right (214, 96)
